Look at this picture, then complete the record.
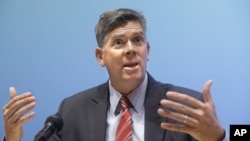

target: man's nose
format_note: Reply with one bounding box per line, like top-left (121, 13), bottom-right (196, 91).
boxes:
top-left (125, 41), bottom-right (136, 56)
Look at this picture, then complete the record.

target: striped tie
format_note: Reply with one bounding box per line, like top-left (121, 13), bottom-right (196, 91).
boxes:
top-left (115, 96), bottom-right (132, 141)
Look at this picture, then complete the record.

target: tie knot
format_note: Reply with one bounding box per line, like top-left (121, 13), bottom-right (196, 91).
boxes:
top-left (120, 96), bottom-right (130, 109)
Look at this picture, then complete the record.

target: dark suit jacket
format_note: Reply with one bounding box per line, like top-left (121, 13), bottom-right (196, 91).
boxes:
top-left (49, 74), bottom-right (203, 141)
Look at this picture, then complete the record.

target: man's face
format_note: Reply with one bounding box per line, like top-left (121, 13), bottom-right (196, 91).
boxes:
top-left (96, 21), bottom-right (149, 87)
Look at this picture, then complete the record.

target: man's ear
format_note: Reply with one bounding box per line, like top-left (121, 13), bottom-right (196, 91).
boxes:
top-left (95, 47), bottom-right (105, 67)
top-left (147, 42), bottom-right (150, 61)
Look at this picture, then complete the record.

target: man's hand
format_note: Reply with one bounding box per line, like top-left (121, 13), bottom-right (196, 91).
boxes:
top-left (2, 87), bottom-right (36, 141)
top-left (158, 80), bottom-right (225, 141)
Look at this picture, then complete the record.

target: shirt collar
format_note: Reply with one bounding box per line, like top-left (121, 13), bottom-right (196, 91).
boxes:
top-left (109, 74), bottom-right (148, 114)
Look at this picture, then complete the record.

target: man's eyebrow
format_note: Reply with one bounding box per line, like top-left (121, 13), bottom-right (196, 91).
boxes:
top-left (133, 31), bottom-right (144, 35)
top-left (132, 31), bottom-right (145, 37)
top-left (110, 34), bottom-right (126, 40)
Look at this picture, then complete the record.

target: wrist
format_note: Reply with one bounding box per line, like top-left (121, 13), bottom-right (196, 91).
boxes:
top-left (216, 128), bottom-right (226, 141)
top-left (3, 136), bottom-right (22, 141)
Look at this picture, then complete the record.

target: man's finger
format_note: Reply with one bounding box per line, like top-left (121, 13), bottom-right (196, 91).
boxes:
top-left (3, 92), bottom-right (33, 111)
top-left (202, 80), bottom-right (214, 107)
top-left (9, 87), bottom-right (17, 99)
top-left (160, 122), bottom-right (192, 135)
top-left (9, 101), bottom-right (36, 124)
top-left (18, 112), bottom-right (35, 125)
top-left (167, 92), bottom-right (204, 109)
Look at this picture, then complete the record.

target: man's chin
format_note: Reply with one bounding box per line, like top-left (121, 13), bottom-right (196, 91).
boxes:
top-left (122, 73), bottom-right (144, 82)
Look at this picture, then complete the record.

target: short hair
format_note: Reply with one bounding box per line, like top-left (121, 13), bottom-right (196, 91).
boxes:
top-left (95, 8), bottom-right (147, 47)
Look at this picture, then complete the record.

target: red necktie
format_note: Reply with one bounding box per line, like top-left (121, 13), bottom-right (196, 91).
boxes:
top-left (115, 96), bottom-right (132, 141)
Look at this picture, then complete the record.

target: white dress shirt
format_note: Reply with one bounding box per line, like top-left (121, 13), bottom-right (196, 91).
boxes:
top-left (106, 74), bottom-right (148, 141)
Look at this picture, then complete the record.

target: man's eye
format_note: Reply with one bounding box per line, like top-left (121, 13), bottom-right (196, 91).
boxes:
top-left (115, 39), bottom-right (123, 45)
top-left (134, 37), bottom-right (143, 43)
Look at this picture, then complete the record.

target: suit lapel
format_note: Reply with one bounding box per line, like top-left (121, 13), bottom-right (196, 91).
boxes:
top-left (87, 82), bottom-right (109, 141)
top-left (144, 74), bottom-right (169, 141)
top-left (85, 75), bottom-right (170, 141)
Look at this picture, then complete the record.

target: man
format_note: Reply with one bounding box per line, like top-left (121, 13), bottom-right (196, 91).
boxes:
top-left (2, 8), bottom-right (228, 141)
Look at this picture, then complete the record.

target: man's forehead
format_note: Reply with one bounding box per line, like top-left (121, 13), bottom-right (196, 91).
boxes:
top-left (107, 22), bottom-right (145, 38)
top-left (110, 30), bottom-right (144, 38)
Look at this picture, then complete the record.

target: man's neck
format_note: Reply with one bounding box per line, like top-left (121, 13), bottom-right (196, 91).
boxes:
top-left (110, 75), bottom-right (147, 95)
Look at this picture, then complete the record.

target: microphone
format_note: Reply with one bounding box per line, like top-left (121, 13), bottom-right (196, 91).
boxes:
top-left (34, 115), bottom-right (63, 141)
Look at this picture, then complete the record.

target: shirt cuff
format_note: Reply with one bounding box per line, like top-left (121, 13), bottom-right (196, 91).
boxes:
top-left (221, 132), bottom-right (229, 141)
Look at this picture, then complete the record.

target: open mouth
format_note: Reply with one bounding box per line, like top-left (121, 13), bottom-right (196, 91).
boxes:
top-left (123, 63), bottom-right (139, 68)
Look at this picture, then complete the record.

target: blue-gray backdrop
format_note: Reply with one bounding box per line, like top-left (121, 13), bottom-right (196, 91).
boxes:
top-left (0, 0), bottom-right (249, 140)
